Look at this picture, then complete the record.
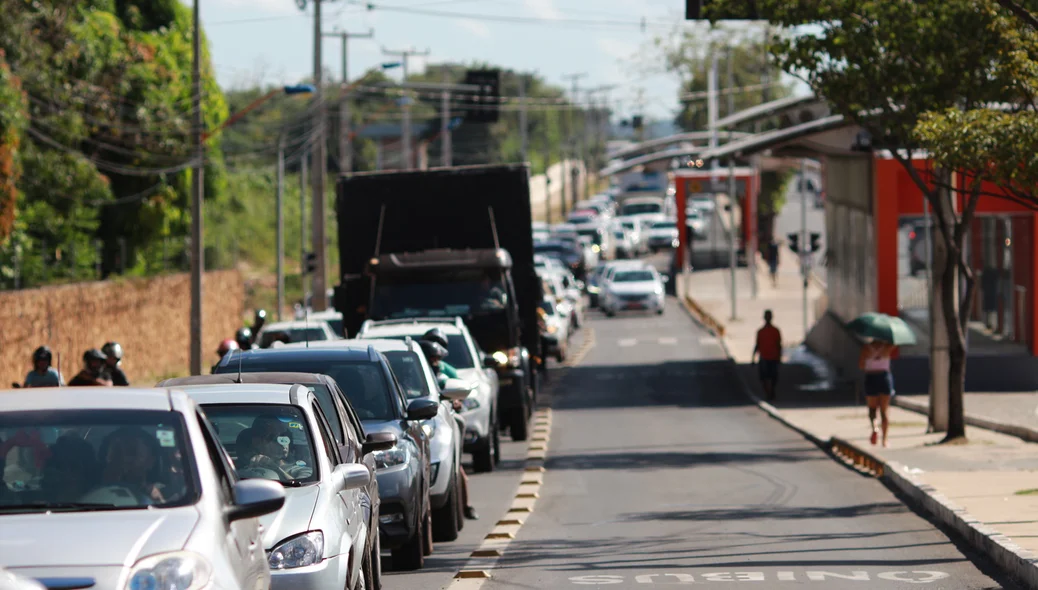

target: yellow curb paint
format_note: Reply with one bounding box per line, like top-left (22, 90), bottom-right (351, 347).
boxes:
top-left (498, 518), bottom-right (524, 525)
top-left (508, 506), bottom-right (533, 513)
top-left (524, 465), bottom-right (546, 472)
top-left (456, 570), bottom-right (491, 579)
top-left (485, 532), bottom-right (515, 539)
top-left (471, 549), bottom-right (503, 558)
top-left (516, 492), bottom-right (539, 498)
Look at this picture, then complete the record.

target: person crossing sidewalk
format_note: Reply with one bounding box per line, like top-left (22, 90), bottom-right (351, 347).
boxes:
top-left (752, 310), bottom-right (782, 401)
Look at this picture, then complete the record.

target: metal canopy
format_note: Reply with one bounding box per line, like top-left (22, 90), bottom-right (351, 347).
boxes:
top-left (598, 146), bottom-right (704, 177)
top-left (699, 115), bottom-right (862, 161)
top-left (712, 94), bottom-right (827, 130)
top-left (608, 131), bottom-right (750, 161)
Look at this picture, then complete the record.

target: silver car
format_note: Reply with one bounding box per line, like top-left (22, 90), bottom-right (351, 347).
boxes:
top-left (176, 383), bottom-right (376, 590)
top-left (600, 264), bottom-right (668, 317)
top-left (0, 387), bottom-right (285, 590)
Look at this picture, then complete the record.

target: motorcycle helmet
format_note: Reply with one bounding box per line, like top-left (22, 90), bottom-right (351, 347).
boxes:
top-left (421, 327), bottom-right (449, 349)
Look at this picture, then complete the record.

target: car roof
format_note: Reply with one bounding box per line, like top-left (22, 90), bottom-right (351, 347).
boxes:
top-left (361, 322), bottom-right (463, 336)
top-left (172, 382), bottom-right (306, 406)
top-left (623, 197), bottom-right (664, 204)
top-left (282, 338), bottom-right (416, 353)
top-left (306, 309), bottom-right (343, 318)
top-left (259, 320), bottom-right (331, 332)
top-left (216, 347), bottom-right (381, 370)
top-left (0, 387), bottom-right (176, 412)
top-left (159, 372), bottom-right (333, 388)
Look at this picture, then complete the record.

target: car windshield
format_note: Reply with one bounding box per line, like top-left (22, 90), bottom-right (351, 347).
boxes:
top-left (621, 221), bottom-right (636, 229)
top-left (217, 360), bottom-right (396, 421)
top-left (0, 410), bottom-right (198, 512)
top-left (259, 328), bottom-right (329, 348)
top-left (371, 270), bottom-right (508, 319)
top-left (535, 243), bottom-right (577, 258)
top-left (539, 299), bottom-right (557, 315)
top-left (576, 228), bottom-right (604, 245)
top-left (203, 404), bottom-right (318, 485)
top-left (613, 270), bottom-right (655, 282)
top-left (622, 202), bottom-right (662, 215)
top-left (652, 221), bottom-right (676, 229)
top-left (379, 333), bottom-right (475, 369)
top-left (384, 351), bottom-right (432, 399)
top-left (613, 231), bottom-right (626, 239)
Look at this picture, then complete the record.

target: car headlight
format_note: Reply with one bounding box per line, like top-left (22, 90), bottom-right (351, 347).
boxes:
top-left (422, 422), bottom-right (435, 439)
top-left (462, 397), bottom-right (480, 411)
top-left (545, 324), bottom-right (558, 334)
top-left (372, 446), bottom-right (410, 470)
top-left (269, 531), bottom-right (324, 570)
top-left (493, 347), bottom-right (522, 368)
top-left (127, 551), bottom-right (211, 590)
top-left (592, 244), bottom-right (601, 253)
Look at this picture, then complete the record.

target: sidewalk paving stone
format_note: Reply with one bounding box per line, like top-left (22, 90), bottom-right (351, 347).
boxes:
top-left (899, 393), bottom-right (1038, 432)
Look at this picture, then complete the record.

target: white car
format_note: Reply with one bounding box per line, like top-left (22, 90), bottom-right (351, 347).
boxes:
top-left (685, 208), bottom-right (707, 239)
top-left (539, 267), bottom-right (585, 329)
top-left (356, 319), bottom-right (502, 473)
top-left (615, 216), bottom-right (648, 255)
top-left (258, 319), bottom-right (338, 348)
top-left (645, 219), bottom-right (680, 252)
top-left (177, 383), bottom-right (377, 590)
top-left (600, 265), bottom-right (667, 317)
top-left (619, 196), bottom-right (666, 219)
top-left (538, 295), bottom-right (572, 361)
top-left (0, 387), bottom-right (285, 590)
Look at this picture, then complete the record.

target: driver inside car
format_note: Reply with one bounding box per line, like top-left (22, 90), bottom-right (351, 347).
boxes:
top-left (91, 427), bottom-right (165, 505)
top-left (250, 415), bottom-right (313, 480)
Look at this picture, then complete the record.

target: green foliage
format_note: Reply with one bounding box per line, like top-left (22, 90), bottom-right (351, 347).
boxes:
top-left (653, 33), bottom-right (792, 131)
top-left (0, 0), bottom-right (228, 289)
top-left (0, 51), bottom-right (28, 244)
top-left (758, 169), bottom-right (792, 215)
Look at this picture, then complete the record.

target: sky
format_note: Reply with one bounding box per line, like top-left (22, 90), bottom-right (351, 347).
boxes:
top-left (189, 0), bottom-right (801, 123)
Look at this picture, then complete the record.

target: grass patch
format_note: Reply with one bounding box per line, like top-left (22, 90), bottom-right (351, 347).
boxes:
top-left (1015, 488), bottom-right (1038, 496)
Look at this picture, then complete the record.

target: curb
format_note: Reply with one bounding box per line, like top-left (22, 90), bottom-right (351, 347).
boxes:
top-left (893, 396), bottom-right (1038, 444)
top-left (678, 295), bottom-right (1038, 589)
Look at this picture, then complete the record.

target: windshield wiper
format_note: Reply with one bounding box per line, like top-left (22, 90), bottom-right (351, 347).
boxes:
top-left (0, 502), bottom-right (121, 512)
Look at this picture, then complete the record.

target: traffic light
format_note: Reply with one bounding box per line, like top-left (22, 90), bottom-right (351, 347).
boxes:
top-left (461, 69), bottom-right (501, 124)
top-left (686, 0), bottom-right (761, 20)
top-left (787, 233), bottom-right (799, 254)
top-left (632, 115), bottom-right (644, 130)
top-left (809, 232), bottom-right (821, 253)
top-left (304, 252), bottom-right (317, 274)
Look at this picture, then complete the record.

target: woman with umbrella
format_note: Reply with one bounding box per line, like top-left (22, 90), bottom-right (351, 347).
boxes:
top-left (848, 313), bottom-right (916, 447)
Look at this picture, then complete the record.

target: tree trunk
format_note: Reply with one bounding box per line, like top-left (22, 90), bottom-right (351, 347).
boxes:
top-left (938, 238), bottom-right (968, 441)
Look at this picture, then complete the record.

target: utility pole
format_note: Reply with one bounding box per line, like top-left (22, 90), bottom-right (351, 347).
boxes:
top-left (189, 0), bottom-right (203, 375)
top-left (728, 157), bottom-right (738, 321)
top-left (519, 74), bottom-right (529, 164)
top-left (441, 67), bottom-right (452, 167)
top-left (708, 52), bottom-right (720, 262)
top-left (276, 135), bottom-right (285, 320)
top-left (757, 27), bottom-right (771, 134)
top-left (300, 150), bottom-right (308, 303)
top-left (562, 72), bottom-right (587, 205)
top-left (726, 45), bottom-right (736, 117)
top-left (799, 158), bottom-right (809, 337)
top-left (323, 28), bottom-right (373, 174)
top-left (310, 0), bottom-right (329, 311)
top-left (383, 46), bottom-right (430, 170)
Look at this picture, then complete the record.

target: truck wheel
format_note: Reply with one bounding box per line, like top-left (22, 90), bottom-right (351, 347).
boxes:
top-left (432, 475), bottom-right (460, 542)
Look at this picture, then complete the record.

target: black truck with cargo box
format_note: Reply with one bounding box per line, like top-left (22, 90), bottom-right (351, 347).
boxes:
top-left (334, 164), bottom-right (540, 441)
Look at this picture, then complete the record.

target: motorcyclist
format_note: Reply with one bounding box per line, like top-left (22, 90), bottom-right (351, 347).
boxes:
top-left (212, 339), bottom-right (239, 373)
top-left (69, 349), bottom-right (113, 386)
top-left (22, 346), bottom-right (65, 388)
top-left (101, 342), bottom-right (130, 386)
top-left (417, 337), bottom-right (478, 520)
top-left (235, 327), bottom-right (256, 351)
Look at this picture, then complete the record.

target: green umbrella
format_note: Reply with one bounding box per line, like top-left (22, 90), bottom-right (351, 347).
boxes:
top-left (846, 312), bottom-right (917, 345)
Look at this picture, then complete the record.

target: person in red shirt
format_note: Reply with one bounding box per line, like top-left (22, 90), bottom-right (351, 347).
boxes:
top-left (752, 310), bottom-right (782, 401)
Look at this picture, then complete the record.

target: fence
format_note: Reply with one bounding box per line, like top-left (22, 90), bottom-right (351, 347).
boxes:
top-left (0, 269), bottom-right (245, 386)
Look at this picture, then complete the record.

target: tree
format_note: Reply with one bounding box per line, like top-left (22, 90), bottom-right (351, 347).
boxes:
top-left (703, 0), bottom-right (1033, 441)
top-left (652, 31), bottom-right (792, 131)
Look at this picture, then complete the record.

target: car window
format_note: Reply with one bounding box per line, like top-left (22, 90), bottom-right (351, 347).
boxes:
top-left (196, 409), bottom-right (236, 502)
top-left (613, 270), bottom-right (656, 282)
top-left (0, 409), bottom-right (199, 512)
top-left (298, 383), bottom-right (345, 444)
top-left (311, 402), bottom-right (341, 465)
top-left (385, 351), bottom-right (432, 399)
top-left (202, 403), bottom-right (318, 485)
top-left (378, 333), bottom-right (475, 369)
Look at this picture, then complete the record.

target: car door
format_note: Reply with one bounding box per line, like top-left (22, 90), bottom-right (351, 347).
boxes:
top-left (312, 400), bottom-right (366, 585)
top-left (195, 410), bottom-right (268, 590)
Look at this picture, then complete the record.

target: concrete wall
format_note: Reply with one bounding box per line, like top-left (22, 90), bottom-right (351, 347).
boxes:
top-left (529, 160), bottom-right (586, 222)
top-left (0, 270), bottom-right (244, 386)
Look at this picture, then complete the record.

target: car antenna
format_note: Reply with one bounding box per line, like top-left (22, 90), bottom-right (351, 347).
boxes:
top-left (304, 307), bottom-right (311, 348)
top-left (487, 206), bottom-right (501, 250)
top-left (235, 347), bottom-right (244, 384)
top-left (373, 204), bottom-right (387, 258)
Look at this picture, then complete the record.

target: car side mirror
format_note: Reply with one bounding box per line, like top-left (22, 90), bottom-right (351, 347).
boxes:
top-left (362, 431), bottom-right (397, 454)
top-left (441, 378), bottom-right (476, 401)
top-left (406, 398), bottom-right (440, 421)
top-left (334, 463), bottom-right (371, 491)
top-left (226, 479), bottom-right (285, 522)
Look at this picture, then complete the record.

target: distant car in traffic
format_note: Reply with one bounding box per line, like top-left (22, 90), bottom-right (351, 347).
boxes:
top-left (535, 240), bottom-right (588, 280)
top-left (646, 219), bottom-right (680, 252)
top-left (0, 386), bottom-right (286, 590)
top-left (611, 224), bottom-right (636, 259)
top-left (685, 208), bottom-right (707, 239)
top-left (600, 265), bottom-right (667, 317)
top-left (620, 196), bottom-right (666, 219)
top-left (257, 319), bottom-right (338, 348)
top-left (615, 216), bottom-right (649, 255)
top-left (538, 294), bottom-right (571, 361)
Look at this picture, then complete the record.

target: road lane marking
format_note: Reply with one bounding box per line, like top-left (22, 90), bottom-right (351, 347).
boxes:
top-left (699, 336), bottom-right (719, 345)
top-left (658, 337), bottom-right (678, 345)
top-left (618, 338), bottom-right (638, 347)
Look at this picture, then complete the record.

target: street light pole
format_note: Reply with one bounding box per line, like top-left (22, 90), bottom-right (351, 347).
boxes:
top-left (276, 135), bottom-right (285, 321)
top-left (800, 158), bottom-right (809, 336)
top-left (311, 0), bottom-right (329, 311)
top-left (383, 47), bottom-right (430, 170)
top-left (189, 0), bottom-right (204, 375)
top-left (441, 67), bottom-right (452, 167)
top-left (324, 28), bottom-right (374, 174)
top-left (519, 74), bottom-right (528, 165)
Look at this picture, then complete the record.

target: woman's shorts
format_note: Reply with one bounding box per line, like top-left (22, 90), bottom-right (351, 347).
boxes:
top-left (864, 371), bottom-right (895, 396)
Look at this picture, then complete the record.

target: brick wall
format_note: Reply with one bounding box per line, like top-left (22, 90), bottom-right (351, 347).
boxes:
top-left (0, 270), bottom-right (244, 387)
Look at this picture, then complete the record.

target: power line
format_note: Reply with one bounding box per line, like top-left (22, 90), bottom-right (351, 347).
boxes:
top-left (353, 1), bottom-right (673, 30)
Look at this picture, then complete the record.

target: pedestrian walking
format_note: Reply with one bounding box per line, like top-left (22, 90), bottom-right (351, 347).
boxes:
top-left (859, 339), bottom-right (897, 447)
top-left (752, 310), bottom-right (782, 401)
top-left (766, 241), bottom-right (779, 287)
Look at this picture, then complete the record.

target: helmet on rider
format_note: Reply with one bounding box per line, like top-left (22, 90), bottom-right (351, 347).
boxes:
top-left (235, 327), bottom-right (253, 349)
top-left (421, 327), bottom-right (449, 349)
top-left (217, 339), bottom-right (239, 356)
top-left (419, 339), bottom-right (449, 363)
top-left (101, 342), bottom-right (123, 364)
top-left (32, 346), bottom-right (53, 365)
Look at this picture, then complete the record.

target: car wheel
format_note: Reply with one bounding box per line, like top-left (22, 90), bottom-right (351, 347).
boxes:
top-left (657, 308), bottom-right (664, 315)
top-left (510, 403), bottom-right (529, 442)
top-left (492, 420), bottom-right (502, 465)
top-left (473, 432), bottom-right (495, 473)
top-left (432, 473), bottom-right (461, 542)
top-left (370, 529), bottom-right (383, 590)
top-left (454, 468), bottom-right (466, 532)
top-left (422, 511), bottom-right (434, 557)
top-left (390, 522), bottom-right (424, 570)
top-left (605, 309), bottom-right (615, 317)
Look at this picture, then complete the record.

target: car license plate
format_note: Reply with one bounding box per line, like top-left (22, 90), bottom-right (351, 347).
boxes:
top-left (499, 378), bottom-right (514, 386)
top-left (626, 302), bottom-right (644, 310)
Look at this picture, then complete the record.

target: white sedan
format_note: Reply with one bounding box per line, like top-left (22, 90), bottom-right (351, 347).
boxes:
top-left (645, 219), bottom-right (680, 252)
top-left (600, 266), bottom-right (667, 317)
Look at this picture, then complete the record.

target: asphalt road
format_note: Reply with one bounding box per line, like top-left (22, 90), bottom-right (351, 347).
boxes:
top-left (381, 254), bottom-right (1016, 590)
